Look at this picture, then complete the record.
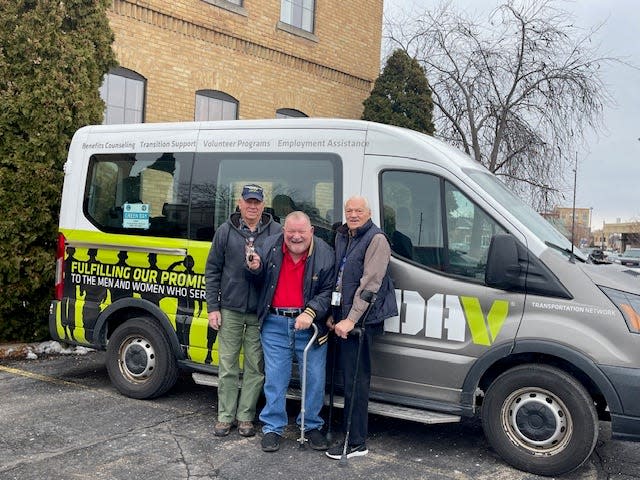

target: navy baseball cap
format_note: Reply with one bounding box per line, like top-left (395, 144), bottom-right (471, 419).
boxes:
top-left (241, 184), bottom-right (264, 201)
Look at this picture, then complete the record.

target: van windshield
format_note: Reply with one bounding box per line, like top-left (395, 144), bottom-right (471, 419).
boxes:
top-left (466, 170), bottom-right (586, 261)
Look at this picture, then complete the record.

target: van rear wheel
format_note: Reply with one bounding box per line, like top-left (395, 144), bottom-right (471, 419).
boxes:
top-left (106, 316), bottom-right (178, 399)
top-left (481, 364), bottom-right (597, 477)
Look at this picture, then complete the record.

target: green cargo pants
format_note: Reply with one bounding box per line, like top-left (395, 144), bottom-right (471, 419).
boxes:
top-left (216, 308), bottom-right (264, 423)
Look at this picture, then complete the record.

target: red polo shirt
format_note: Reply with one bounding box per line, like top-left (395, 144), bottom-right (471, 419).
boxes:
top-left (272, 242), bottom-right (307, 308)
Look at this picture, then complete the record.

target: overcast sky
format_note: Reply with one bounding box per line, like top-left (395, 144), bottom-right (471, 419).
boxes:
top-left (383, 0), bottom-right (640, 229)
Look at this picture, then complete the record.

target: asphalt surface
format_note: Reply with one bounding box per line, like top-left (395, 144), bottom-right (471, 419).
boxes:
top-left (1, 348), bottom-right (639, 480)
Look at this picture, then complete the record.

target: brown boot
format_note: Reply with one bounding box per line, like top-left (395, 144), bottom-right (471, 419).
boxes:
top-left (237, 420), bottom-right (256, 437)
top-left (214, 421), bottom-right (232, 437)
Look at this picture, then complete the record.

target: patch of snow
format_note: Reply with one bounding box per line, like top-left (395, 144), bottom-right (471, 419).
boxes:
top-left (31, 340), bottom-right (94, 357)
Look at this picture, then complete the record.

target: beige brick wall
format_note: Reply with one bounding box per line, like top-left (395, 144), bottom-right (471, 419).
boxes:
top-left (107, 0), bottom-right (383, 122)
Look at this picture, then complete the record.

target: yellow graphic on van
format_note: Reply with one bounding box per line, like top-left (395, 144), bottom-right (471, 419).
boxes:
top-left (385, 291), bottom-right (509, 346)
top-left (54, 230), bottom-right (217, 365)
top-left (459, 296), bottom-right (509, 346)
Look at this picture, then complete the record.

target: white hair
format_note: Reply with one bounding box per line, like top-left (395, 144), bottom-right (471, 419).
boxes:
top-left (344, 195), bottom-right (370, 210)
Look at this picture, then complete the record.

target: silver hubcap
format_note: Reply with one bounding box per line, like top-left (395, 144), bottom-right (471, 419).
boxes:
top-left (118, 335), bottom-right (156, 382)
top-left (501, 387), bottom-right (572, 455)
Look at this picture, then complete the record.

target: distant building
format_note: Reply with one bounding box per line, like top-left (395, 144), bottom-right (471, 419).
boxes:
top-left (601, 221), bottom-right (640, 251)
top-left (541, 207), bottom-right (592, 247)
top-left (100, 0), bottom-right (383, 123)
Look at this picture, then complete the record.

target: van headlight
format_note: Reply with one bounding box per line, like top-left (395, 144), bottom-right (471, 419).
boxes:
top-left (600, 286), bottom-right (640, 334)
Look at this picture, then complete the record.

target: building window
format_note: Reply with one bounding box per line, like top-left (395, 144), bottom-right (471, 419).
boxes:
top-left (280, 0), bottom-right (315, 33)
top-left (276, 108), bottom-right (308, 118)
top-left (202, 0), bottom-right (246, 15)
top-left (195, 90), bottom-right (238, 121)
top-left (99, 67), bottom-right (145, 124)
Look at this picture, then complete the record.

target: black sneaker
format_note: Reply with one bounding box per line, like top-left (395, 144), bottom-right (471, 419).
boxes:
top-left (325, 443), bottom-right (368, 460)
top-left (261, 432), bottom-right (280, 452)
top-left (305, 429), bottom-right (329, 451)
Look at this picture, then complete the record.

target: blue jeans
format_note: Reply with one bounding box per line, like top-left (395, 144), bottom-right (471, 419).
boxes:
top-left (259, 313), bottom-right (327, 435)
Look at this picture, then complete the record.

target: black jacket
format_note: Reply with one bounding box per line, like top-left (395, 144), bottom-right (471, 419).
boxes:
top-left (251, 233), bottom-right (335, 343)
top-left (205, 212), bottom-right (281, 313)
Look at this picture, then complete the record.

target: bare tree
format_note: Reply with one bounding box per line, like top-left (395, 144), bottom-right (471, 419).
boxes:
top-left (386, 0), bottom-right (613, 211)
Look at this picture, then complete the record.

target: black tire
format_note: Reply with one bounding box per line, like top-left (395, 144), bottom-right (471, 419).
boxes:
top-left (481, 364), bottom-right (598, 477)
top-left (106, 316), bottom-right (179, 399)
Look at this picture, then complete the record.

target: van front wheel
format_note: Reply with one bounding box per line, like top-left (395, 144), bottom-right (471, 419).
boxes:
top-left (106, 317), bottom-right (178, 399)
top-left (482, 364), bottom-right (597, 477)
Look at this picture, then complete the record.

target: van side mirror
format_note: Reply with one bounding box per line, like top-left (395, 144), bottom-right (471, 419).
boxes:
top-left (485, 233), bottom-right (522, 290)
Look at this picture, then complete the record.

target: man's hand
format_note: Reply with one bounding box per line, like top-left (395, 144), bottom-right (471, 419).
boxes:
top-left (208, 311), bottom-right (222, 330)
top-left (294, 311), bottom-right (314, 330)
top-left (334, 318), bottom-right (355, 339)
top-left (247, 252), bottom-right (261, 270)
top-left (326, 315), bottom-right (335, 331)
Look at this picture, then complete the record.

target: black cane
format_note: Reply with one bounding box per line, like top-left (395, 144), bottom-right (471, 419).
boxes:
top-left (339, 290), bottom-right (377, 467)
top-left (339, 325), bottom-right (364, 467)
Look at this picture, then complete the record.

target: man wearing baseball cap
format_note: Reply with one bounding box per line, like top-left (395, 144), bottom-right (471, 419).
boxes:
top-left (205, 183), bottom-right (281, 437)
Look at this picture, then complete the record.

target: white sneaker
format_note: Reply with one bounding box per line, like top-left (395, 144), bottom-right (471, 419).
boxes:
top-left (325, 443), bottom-right (368, 459)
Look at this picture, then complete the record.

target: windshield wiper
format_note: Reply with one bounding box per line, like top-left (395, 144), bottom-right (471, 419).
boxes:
top-left (545, 241), bottom-right (584, 263)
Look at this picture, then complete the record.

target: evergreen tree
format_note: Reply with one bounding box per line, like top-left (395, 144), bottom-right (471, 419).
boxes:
top-left (0, 0), bottom-right (117, 341)
top-left (362, 49), bottom-right (435, 135)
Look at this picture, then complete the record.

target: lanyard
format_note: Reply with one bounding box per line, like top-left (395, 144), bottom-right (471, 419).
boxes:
top-left (334, 254), bottom-right (347, 293)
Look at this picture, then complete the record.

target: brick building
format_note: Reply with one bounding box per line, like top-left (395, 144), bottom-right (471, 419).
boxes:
top-left (100, 0), bottom-right (383, 123)
top-left (541, 207), bottom-right (592, 247)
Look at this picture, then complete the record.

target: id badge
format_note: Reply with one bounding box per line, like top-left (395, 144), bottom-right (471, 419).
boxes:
top-left (331, 291), bottom-right (342, 306)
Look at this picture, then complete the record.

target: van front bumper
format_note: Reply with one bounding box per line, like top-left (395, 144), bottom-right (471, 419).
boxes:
top-left (600, 364), bottom-right (640, 442)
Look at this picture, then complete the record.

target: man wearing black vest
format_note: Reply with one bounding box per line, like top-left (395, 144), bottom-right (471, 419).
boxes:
top-left (326, 196), bottom-right (398, 460)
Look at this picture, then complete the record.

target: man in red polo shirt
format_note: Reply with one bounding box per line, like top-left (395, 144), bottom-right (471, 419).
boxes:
top-left (248, 211), bottom-right (334, 452)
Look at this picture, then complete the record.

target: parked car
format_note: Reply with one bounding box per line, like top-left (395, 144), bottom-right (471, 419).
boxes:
top-left (615, 248), bottom-right (640, 267)
top-left (605, 250), bottom-right (620, 262)
top-left (580, 247), bottom-right (611, 264)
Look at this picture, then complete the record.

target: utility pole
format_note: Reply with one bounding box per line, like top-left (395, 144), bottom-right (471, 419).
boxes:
top-left (570, 152), bottom-right (577, 251)
top-left (589, 206), bottom-right (593, 246)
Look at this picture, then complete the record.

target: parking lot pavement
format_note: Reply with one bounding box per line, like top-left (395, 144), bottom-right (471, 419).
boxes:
top-left (1, 350), bottom-right (639, 480)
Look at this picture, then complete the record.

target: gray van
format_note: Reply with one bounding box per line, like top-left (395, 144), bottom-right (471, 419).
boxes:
top-left (51, 119), bottom-right (639, 476)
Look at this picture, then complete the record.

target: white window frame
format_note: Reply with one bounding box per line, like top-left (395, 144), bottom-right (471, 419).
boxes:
top-left (100, 67), bottom-right (145, 125)
top-left (280, 0), bottom-right (315, 34)
top-left (202, 0), bottom-right (247, 16)
top-left (195, 90), bottom-right (238, 121)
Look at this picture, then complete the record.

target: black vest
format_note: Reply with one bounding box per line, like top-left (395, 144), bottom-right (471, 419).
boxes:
top-left (334, 219), bottom-right (398, 325)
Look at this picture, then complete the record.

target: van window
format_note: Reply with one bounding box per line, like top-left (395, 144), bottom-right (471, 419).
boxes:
top-left (191, 153), bottom-right (341, 244)
top-left (84, 152), bottom-right (193, 238)
top-left (381, 170), bottom-right (506, 281)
